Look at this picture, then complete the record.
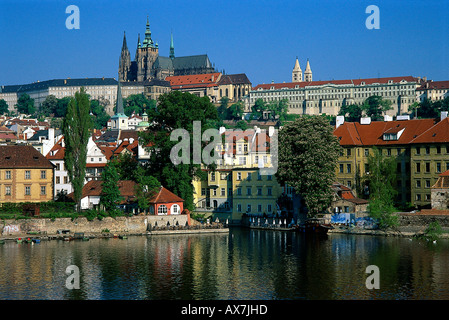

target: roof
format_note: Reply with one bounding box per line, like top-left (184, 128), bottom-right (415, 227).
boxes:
top-left (253, 76), bottom-right (418, 91)
top-left (334, 118), bottom-right (438, 147)
top-left (417, 80), bottom-right (449, 91)
top-left (409, 117), bottom-right (449, 144)
top-left (1, 78), bottom-right (118, 93)
top-left (172, 54), bottom-right (212, 70)
top-left (149, 186), bottom-right (184, 204)
top-left (166, 73), bottom-right (221, 89)
top-left (0, 145), bottom-right (54, 169)
top-left (70, 181), bottom-right (184, 205)
top-left (332, 182), bottom-right (369, 205)
top-left (217, 74), bottom-right (252, 85)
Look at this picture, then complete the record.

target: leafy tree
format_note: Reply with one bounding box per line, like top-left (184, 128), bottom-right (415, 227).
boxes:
top-left (366, 147), bottom-right (398, 229)
top-left (0, 99), bottom-right (8, 115)
top-left (227, 101), bottom-right (244, 120)
top-left (251, 98), bottom-right (268, 119)
top-left (124, 94), bottom-right (156, 116)
top-left (16, 93), bottom-right (35, 114)
top-left (62, 87), bottom-right (93, 212)
top-left (411, 98), bottom-right (449, 119)
top-left (41, 95), bottom-right (58, 116)
top-left (217, 96), bottom-right (229, 121)
top-left (338, 104), bottom-right (363, 122)
top-left (100, 160), bottom-right (122, 214)
top-left (276, 115), bottom-right (342, 216)
top-left (362, 96), bottom-right (393, 121)
top-left (134, 169), bottom-right (160, 213)
top-left (55, 97), bottom-right (72, 117)
top-left (90, 99), bottom-right (111, 129)
top-left (141, 91), bottom-right (218, 210)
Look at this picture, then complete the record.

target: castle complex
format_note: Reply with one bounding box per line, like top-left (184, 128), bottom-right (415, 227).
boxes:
top-left (119, 17), bottom-right (216, 82)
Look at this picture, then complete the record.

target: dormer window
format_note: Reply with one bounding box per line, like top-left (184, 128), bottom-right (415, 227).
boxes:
top-left (383, 128), bottom-right (405, 141)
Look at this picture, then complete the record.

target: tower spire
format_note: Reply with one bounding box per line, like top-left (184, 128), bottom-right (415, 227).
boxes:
top-left (122, 31), bottom-right (128, 51)
top-left (116, 80), bottom-right (124, 115)
top-left (169, 31), bottom-right (175, 59)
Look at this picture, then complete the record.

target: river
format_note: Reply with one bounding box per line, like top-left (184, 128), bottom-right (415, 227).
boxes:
top-left (1, 227), bottom-right (448, 300)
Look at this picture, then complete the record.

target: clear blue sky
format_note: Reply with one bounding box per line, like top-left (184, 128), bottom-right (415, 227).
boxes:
top-left (0, 0), bottom-right (448, 86)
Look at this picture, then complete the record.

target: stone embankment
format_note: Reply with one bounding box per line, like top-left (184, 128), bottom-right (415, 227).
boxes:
top-left (329, 212), bottom-right (449, 238)
top-left (0, 214), bottom-right (228, 242)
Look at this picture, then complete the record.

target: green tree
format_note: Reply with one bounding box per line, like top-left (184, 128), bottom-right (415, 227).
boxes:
top-left (276, 115), bottom-right (342, 216)
top-left (267, 99), bottom-right (289, 123)
top-left (134, 169), bottom-right (160, 213)
top-left (0, 99), bottom-right (8, 115)
top-left (16, 93), bottom-right (35, 114)
top-left (124, 94), bottom-right (156, 116)
top-left (227, 101), bottom-right (244, 120)
top-left (55, 96), bottom-right (72, 117)
top-left (366, 147), bottom-right (398, 229)
top-left (338, 104), bottom-right (363, 122)
top-left (41, 95), bottom-right (58, 116)
top-left (217, 96), bottom-right (229, 121)
top-left (362, 96), bottom-right (393, 121)
top-left (90, 99), bottom-right (111, 129)
top-left (100, 160), bottom-right (122, 214)
top-left (62, 87), bottom-right (93, 212)
top-left (141, 91), bottom-right (218, 210)
top-left (251, 98), bottom-right (268, 120)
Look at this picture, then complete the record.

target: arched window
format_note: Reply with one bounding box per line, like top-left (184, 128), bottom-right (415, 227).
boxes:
top-left (171, 204), bottom-right (180, 215)
top-left (157, 205), bottom-right (167, 215)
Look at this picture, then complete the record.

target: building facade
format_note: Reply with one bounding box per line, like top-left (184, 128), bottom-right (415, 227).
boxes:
top-left (334, 113), bottom-right (449, 208)
top-left (0, 145), bottom-right (54, 203)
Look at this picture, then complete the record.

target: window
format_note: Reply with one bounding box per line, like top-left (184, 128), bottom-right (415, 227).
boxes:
top-left (171, 204), bottom-right (180, 215)
top-left (5, 170), bottom-right (11, 179)
top-left (228, 188), bottom-right (232, 196)
top-left (416, 180), bottom-right (421, 188)
top-left (237, 187), bottom-right (242, 196)
top-left (425, 180), bottom-right (431, 188)
top-left (221, 188), bottom-right (225, 196)
top-left (210, 172), bottom-right (215, 181)
top-left (237, 172), bottom-right (242, 180)
top-left (201, 188), bottom-right (206, 196)
top-left (157, 205), bottom-right (168, 215)
top-left (346, 149), bottom-right (351, 156)
top-left (41, 186), bottom-right (46, 195)
top-left (267, 204), bottom-right (272, 212)
top-left (247, 204), bottom-right (252, 213)
top-left (416, 147), bottom-right (420, 155)
top-left (425, 162), bottom-right (430, 173)
top-left (5, 186), bottom-right (11, 196)
top-left (267, 175), bottom-right (272, 181)
top-left (347, 164), bottom-right (351, 173)
top-left (25, 171), bottom-right (31, 179)
top-left (247, 172), bottom-right (251, 181)
top-left (257, 172), bottom-right (262, 180)
top-left (257, 187), bottom-right (262, 196)
top-left (41, 170), bottom-right (46, 179)
top-left (416, 163), bottom-right (421, 173)
top-left (267, 187), bottom-right (272, 196)
top-left (436, 162), bottom-right (441, 173)
top-left (425, 147), bottom-right (430, 155)
top-left (258, 204), bottom-right (262, 212)
top-left (246, 187), bottom-right (252, 196)
top-left (339, 164), bottom-right (344, 173)
top-left (25, 186), bottom-right (31, 196)
top-left (237, 204), bottom-right (242, 212)
top-left (364, 149), bottom-right (369, 156)
top-left (56, 177), bottom-right (60, 184)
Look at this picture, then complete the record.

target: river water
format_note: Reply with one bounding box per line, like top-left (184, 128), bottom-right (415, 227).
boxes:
top-left (1, 227), bottom-right (448, 300)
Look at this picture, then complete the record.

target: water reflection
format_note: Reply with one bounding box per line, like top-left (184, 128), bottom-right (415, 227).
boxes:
top-left (0, 228), bottom-right (448, 300)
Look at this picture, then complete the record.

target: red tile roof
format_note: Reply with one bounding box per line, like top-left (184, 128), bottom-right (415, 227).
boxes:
top-left (149, 186), bottom-right (184, 204)
top-left (417, 80), bottom-right (449, 91)
top-left (334, 118), bottom-right (437, 146)
top-left (166, 73), bottom-right (221, 89)
top-left (253, 76), bottom-right (418, 90)
top-left (0, 145), bottom-right (54, 168)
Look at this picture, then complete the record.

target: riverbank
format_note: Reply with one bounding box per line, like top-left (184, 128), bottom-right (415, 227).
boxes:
top-left (328, 225), bottom-right (449, 238)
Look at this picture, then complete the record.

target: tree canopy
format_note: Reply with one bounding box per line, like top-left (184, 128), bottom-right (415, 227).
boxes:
top-left (16, 93), bottom-right (35, 115)
top-left (361, 96), bottom-right (393, 121)
top-left (276, 115), bottom-right (341, 216)
top-left (62, 87), bottom-right (93, 211)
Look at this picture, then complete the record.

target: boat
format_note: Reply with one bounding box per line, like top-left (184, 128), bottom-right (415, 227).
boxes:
top-left (0, 240), bottom-right (5, 245)
top-left (17, 238), bottom-right (23, 244)
top-left (296, 218), bottom-right (334, 234)
top-left (32, 239), bottom-right (41, 244)
top-left (118, 235), bottom-right (128, 239)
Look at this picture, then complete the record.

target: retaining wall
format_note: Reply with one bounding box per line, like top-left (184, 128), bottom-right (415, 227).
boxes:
top-left (0, 214), bottom-right (191, 236)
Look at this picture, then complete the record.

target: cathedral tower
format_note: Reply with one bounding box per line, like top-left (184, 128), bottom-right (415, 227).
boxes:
top-left (304, 58), bottom-right (312, 82)
top-left (118, 32), bottom-right (131, 82)
top-left (292, 57), bottom-right (302, 82)
top-left (136, 16), bottom-right (159, 81)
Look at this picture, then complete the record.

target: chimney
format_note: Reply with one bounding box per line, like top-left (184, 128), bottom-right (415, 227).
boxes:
top-left (336, 115), bottom-right (345, 128)
top-left (441, 111), bottom-right (448, 121)
top-left (360, 117), bottom-right (371, 125)
top-left (48, 128), bottom-right (54, 143)
top-left (384, 115), bottom-right (393, 122)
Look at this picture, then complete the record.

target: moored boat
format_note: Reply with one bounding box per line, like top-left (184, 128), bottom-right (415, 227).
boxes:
top-left (296, 218), bottom-right (334, 234)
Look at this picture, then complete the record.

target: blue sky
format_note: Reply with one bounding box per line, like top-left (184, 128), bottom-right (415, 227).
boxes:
top-left (0, 0), bottom-right (448, 86)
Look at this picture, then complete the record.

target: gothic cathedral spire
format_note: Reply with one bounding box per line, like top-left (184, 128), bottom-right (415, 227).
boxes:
top-left (304, 58), bottom-right (312, 82)
top-left (169, 32), bottom-right (175, 59)
top-left (118, 31), bottom-right (131, 81)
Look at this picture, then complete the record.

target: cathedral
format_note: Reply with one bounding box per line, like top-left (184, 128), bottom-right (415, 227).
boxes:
top-left (292, 57), bottom-right (312, 82)
top-left (119, 17), bottom-right (217, 82)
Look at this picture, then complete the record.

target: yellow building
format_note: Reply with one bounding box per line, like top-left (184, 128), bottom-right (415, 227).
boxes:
top-left (193, 127), bottom-right (281, 223)
top-left (0, 145), bottom-right (54, 203)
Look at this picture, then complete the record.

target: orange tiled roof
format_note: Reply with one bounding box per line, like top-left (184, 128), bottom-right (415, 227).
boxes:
top-left (150, 186), bottom-right (184, 204)
top-left (166, 73), bottom-right (221, 89)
